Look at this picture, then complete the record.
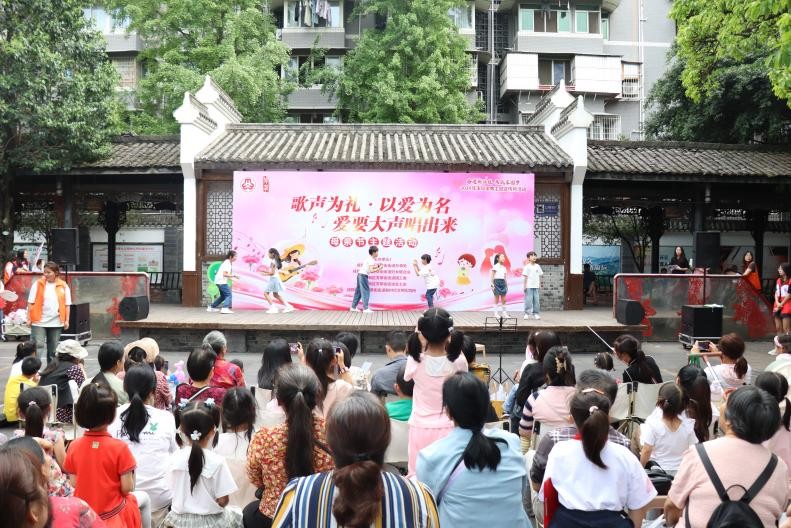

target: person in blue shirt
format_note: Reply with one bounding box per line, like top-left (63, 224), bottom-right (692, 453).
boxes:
top-left (416, 372), bottom-right (530, 528)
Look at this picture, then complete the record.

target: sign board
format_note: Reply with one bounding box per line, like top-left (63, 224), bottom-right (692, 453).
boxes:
top-left (92, 243), bottom-right (163, 273)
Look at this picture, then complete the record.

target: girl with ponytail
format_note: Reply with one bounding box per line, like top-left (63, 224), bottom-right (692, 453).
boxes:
top-left (676, 365), bottom-right (714, 442)
top-left (109, 364), bottom-right (178, 523)
top-left (639, 383), bottom-right (698, 473)
top-left (164, 400), bottom-right (242, 528)
top-left (614, 334), bottom-right (662, 384)
top-left (417, 373), bottom-right (530, 527)
top-left (245, 364), bottom-right (334, 527)
top-left (702, 333), bottom-right (752, 400)
top-left (304, 337), bottom-right (355, 418)
top-left (541, 390), bottom-right (656, 528)
top-left (404, 308), bottom-right (469, 476)
top-left (519, 346), bottom-right (576, 438)
top-left (755, 371), bottom-right (791, 491)
top-left (271, 392), bottom-right (439, 528)
top-left (82, 341), bottom-right (127, 405)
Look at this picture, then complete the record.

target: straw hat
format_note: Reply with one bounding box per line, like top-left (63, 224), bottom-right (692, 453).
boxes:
top-left (56, 339), bottom-right (88, 360)
top-left (281, 244), bottom-right (305, 259)
top-left (123, 337), bottom-right (160, 363)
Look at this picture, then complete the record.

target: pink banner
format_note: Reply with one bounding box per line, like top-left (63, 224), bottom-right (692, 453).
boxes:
top-left (232, 171), bottom-right (535, 310)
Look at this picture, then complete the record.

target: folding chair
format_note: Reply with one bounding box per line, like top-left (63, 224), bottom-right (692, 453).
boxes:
top-left (251, 386), bottom-right (273, 430)
top-left (384, 418), bottom-right (409, 465)
top-left (633, 382), bottom-right (668, 420)
top-left (609, 382), bottom-right (632, 423)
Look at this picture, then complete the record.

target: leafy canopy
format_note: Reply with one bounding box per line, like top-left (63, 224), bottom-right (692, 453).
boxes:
top-left (335, 0), bottom-right (483, 123)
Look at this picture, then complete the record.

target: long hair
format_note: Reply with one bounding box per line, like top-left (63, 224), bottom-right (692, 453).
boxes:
top-left (178, 401), bottom-right (221, 492)
top-left (120, 365), bottom-right (157, 443)
top-left (304, 338), bottom-right (335, 399)
top-left (755, 372), bottom-right (791, 432)
top-left (269, 248), bottom-right (283, 270)
top-left (569, 391), bottom-right (612, 469)
top-left (443, 373), bottom-right (507, 471)
top-left (39, 352), bottom-right (77, 378)
top-left (677, 365), bottom-right (712, 442)
top-left (0, 448), bottom-right (48, 527)
top-left (221, 388), bottom-right (256, 442)
top-left (407, 308), bottom-right (463, 362)
top-left (276, 364), bottom-right (323, 479)
top-left (614, 334), bottom-right (655, 383)
top-left (92, 341), bottom-right (124, 386)
top-left (327, 392), bottom-right (390, 528)
top-left (657, 383), bottom-right (685, 420)
top-left (257, 338), bottom-right (292, 389)
top-left (718, 333), bottom-right (748, 379)
top-left (17, 388), bottom-right (51, 438)
top-left (543, 346), bottom-right (576, 387)
top-left (12, 341), bottom-right (36, 364)
top-left (516, 331), bottom-right (563, 407)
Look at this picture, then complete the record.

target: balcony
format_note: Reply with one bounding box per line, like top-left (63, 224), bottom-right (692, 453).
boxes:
top-left (281, 28), bottom-right (346, 49)
top-left (499, 53), bottom-right (539, 97)
top-left (500, 53), bottom-right (622, 96)
top-left (104, 33), bottom-right (144, 53)
top-left (286, 87), bottom-right (337, 110)
top-left (573, 55), bottom-right (621, 95)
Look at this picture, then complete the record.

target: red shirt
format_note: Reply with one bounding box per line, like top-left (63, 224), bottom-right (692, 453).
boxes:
top-left (174, 384), bottom-right (227, 408)
top-left (50, 496), bottom-right (106, 528)
top-left (210, 358), bottom-right (245, 389)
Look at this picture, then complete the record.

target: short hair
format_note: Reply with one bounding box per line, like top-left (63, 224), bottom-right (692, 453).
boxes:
top-left (526, 251), bottom-right (537, 258)
top-left (395, 364), bottom-right (414, 397)
top-left (335, 332), bottom-right (359, 358)
top-left (385, 331), bottom-right (407, 353)
top-left (20, 356), bottom-right (41, 377)
top-left (229, 358), bottom-right (244, 371)
top-left (75, 383), bottom-right (118, 429)
top-left (583, 263), bottom-right (591, 270)
top-left (98, 341), bottom-right (124, 372)
top-left (368, 245), bottom-right (379, 255)
top-left (187, 345), bottom-right (217, 382)
top-left (725, 385), bottom-right (781, 444)
top-left (577, 369), bottom-right (618, 404)
top-left (202, 330), bottom-right (227, 355)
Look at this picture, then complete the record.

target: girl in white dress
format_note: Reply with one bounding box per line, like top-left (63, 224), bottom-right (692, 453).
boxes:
top-left (261, 248), bottom-right (294, 314)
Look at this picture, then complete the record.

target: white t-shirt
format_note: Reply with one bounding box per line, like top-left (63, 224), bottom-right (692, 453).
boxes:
top-left (541, 440), bottom-right (657, 511)
top-left (169, 447), bottom-right (238, 515)
top-left (522, 263), bottom-right (543, 288)
top-left (214, 431), bottom-right (250, 460)
top-left (705, 363), bottom-right (752, 400)
top-left (639, 412), bottom-right (698, 471)
top-left (418, 264), bottom-right (440, 289)
top-left (492, 263), bottom-right (507, 280)
top-left (360, 256), bottom-right (377, 276)
top-left (214, 259), bottom-right (233, 285)
top-left (109, 404), bottom-right (179, 510)
top-left (27, 280), bottom-right (72, 327)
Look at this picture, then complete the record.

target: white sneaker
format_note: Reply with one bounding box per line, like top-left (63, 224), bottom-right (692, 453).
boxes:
top-left (523, 314), bottom-right (530, 320)
top-left (220, 308), bottom-right (234, 314)
top-left (282, 306), bottom-right (295, 313)
top-left (534, 314), bottom-right (541, 320)
top-left (350, 307), bottom-right (359, 312)
top-left (266, 306), bottom-right (278, 314)
top-left (501, 310), bottom-right (508, 318)
top-left (363, 309), bottom-right (374, 313)
top-left (207, 306), bottom-right (218, 312)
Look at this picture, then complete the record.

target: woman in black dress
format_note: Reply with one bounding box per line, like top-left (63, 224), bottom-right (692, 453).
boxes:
top-left (669, 246), bottom-right (689, 274)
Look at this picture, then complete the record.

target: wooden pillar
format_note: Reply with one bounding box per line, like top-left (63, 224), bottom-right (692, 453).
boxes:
top-left (645, 207), bottom-right (665, 273)
top-left (748, 210), bottom-right (769, 276)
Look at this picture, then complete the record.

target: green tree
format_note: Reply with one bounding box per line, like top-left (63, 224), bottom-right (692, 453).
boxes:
top-left (584, 209), bottom-right (650, 273)
top-left (646, 51), bottom-right (791, 143)
top-left (107, 0), bottom-right (292, 133)
top-left (0, 0), bottom-right (119, 258)
top-left (334, 0), bottom-right (483, 123)
top-left (671, 0), bottom-right (791, 107)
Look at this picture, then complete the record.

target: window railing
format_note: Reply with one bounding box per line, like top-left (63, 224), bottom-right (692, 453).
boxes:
top-left (588, 114), bottom-right (621, 140)
top-left (621, 79), bottom-right (640, 99)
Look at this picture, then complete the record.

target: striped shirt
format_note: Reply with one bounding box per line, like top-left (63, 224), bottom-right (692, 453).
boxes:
top-left (272, 470), bottom-right (439, 528)
top-left (519, 386), bottom-right (576, 437)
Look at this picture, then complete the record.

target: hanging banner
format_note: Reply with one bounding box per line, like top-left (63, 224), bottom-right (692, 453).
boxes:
top-left (232, 171), bottom-right (535, 310)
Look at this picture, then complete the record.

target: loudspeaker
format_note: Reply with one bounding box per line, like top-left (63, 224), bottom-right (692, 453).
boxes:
top-left (51, 228), bottom-right (78, 266)
top-left (64, 303), bottom-right (90, 335)
top-left (616, 299), bottom-right (645, 325)
top-left (694, 231), bottom-right (720, 271)
top-left (119, 296), bottom-right (149, 321)
top-left (681, 305), bottom-right (723, 339)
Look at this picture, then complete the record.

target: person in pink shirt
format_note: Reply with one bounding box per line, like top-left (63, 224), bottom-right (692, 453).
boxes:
top-left (203, 330), bottom-right (245, 389)
top-left (756, 372), bottom-right (791, 493)
top-left (404, 308), bottom-right (469, 476)
top-left (519, 346), bottom-right (576, 438)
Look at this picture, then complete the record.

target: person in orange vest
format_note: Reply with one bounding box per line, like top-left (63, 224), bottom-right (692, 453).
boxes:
top-left (27, 261), bottom-right (71, 362)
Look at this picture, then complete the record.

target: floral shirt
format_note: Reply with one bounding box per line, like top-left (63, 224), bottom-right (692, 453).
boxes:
top-left (154, 371), bottom-right (172, 410)
top-left (174, 384), bottom-right (227, 408)
top-left (246, 419), bottom-right (335, 518)
top-left (13, 427), bottom-right (73, 497)
top-left (50, 496), bottom-right (106, 528)
top-left (56, 364), bottom-right (85, 423)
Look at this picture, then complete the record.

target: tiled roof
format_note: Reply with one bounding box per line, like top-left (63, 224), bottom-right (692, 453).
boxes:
top-left (588, 140), bottom-right (791, 178)
top-left (79, 135), bottom-right (181, 170)
top-left (196, 124), bottom-right (573, 169)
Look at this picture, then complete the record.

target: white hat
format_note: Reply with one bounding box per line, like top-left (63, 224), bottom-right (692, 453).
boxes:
top-left (56, 339), bottom-right (88, 360)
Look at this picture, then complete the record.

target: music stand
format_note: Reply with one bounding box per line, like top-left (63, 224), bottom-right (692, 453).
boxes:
top-left (484, 315), bottom-right (518, 385)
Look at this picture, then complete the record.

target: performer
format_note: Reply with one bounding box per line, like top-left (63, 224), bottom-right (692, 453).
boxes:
top-left (668, 246), bottom-right (689, 274)
top-left (3, 249), bottom-right (29, 284)
top-left (490, 253), bottom-right (508, 317)
top-left (522, 251), bottom-right (543, 320)
top-left (261, 248), bottom-right (294, 313)
top-left (279, 243), bottom-right (318, 283)
top-left (208, 250), bottom-right (238, 314)
top-left (350, 245), bottom-right (382, 313)
top-left (27, 262), bottom-right (71, 363)
top-left (742, 250), bottom-right (761, 292)
top-left (413, 254), bottom-right (440, 308)
top-left (774, 262), bottom-right (791, 337)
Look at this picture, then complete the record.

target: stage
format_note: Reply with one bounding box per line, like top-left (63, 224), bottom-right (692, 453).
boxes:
top-left (118, 305), bottom-right (642, 354)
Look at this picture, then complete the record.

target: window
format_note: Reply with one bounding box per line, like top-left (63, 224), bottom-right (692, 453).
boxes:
top-left (83, 6), bottom-right (129, 33)
top-left (519, 4), bottom-right (570, 33)
top-left (112, 56), bottom-right (137, 89)
top-left (448, 3), bottom-right (474, 30)
top-left (283, 57), bottom-right (300, 82)
top-left (622, 62), bottom-right (641, 99)
top-left (538, 59), bottom-right (572, 86)
top-left (520, 112), bottom-right (534, 124)
top-left (588, 115), bottom-right (621, 140)
top-left (325, 55), bottom-right (342, 70)
top-left (285, 0), bottom-right (341, 28)
top-left (575, 5), bottom-right (599, 34)
top-left (323, 115), bottom-right (340, 123)
top-left (601, 13), bottom-right (609, 39)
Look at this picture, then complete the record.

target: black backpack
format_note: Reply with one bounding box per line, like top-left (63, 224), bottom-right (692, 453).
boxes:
top-left (686, 444), bottom-right (778, 528)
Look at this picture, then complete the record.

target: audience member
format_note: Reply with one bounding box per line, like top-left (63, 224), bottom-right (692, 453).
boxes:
top-left (256, 338), bottom-right (292, 390)
top-left (38, 339), bottom-right (87, 423)
top-left (385, 363), bottom-right (414, 421)
top-left (677, 365), bottom-right (715, 442)
top-left (3, 355), bottom-right (41, 423)
top-left (370, 330), bottom-right (408, 397)
top-left (640, 383), bottom-right (698, 473)
top-left (519, 346), bottom-right (576, 438)
top-left (270, 392), bottom-right (439, 527)
top-left (593, 352), bottom-right (616, 379)
top-left (65, 383), bottom-right (141, 528)
top-left (541, 390), bottom-right (656, 527)
top-left (216, 387), bottom-right (257, 508)
top-left (766, 334), bottom-right (791, 379)
top-left (701, 333), bottom-right (751, 399)
top-left (334, 331), bottom-right (359, 366)
top-left (123, 337), bottom-right (172, 410)
top-left (417, 372), bottom-right (529, 527)
top-left (461, 333), bottom-right (491, 385)
top-left (513, 331), bottom-right (562, 433)
top-left (203, 330), bottom-right (245, 389)
top-left (665, 385), bottom-right (789, 527)
top-left (109, 364), bottom-right (178, 525)
top-left (756, 372), bottom-right (791, 492)
top-left (245, 364), bottom-right (334, 528)
top-left (174, 345), bottom-right (227, 407)
top-left (614, 334), bottom-right (662, 384)
top-left (304, 338), bottom-right (355, 419)
top-left (165, 400), bottom-right (241, 527)
top-left (229, 358), bottom-right (244, 372)
top-left (404, 308), bottom-right (468, 476)
top-left (81, 341), bottom-right (127, 405)
top-left (8, 340), bottom-right (36, 377)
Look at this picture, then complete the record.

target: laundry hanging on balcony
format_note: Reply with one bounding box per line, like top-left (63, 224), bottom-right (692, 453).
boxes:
top-left (293, 0), bottom-right (332, 27)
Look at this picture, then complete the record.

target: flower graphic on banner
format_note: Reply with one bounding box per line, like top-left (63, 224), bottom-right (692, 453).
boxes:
top-left (480, 244), bottom-right (511, 275)
top-left (243, 254), bottom-right (259, 270)
top-left (326, 285), bottom-right (343, 295)
top-left (311, 286), bottom-right (325, 293)
top-left (511, 267), bottom-right (524, 278)
top-left (300, 269), bottom-right (320, 289)
top-left (293, 281), bottom-right (307, 289)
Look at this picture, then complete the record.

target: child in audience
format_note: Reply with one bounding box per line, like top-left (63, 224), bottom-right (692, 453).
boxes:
top-left (614, 334), bottom-right (662, 384)
top-left (700, 333), bottom-right (752, 400)
top-left (8, 340), bottom-right (36, 377)
top-left (756, 372), bottom-right (791, 491)
top-left (304, 338), bottom-right (355, 418)
top-left (640, 383), bottom-right (698, 474)
top-left (593, 352), bottom-right (617, 380)
top-left (520, 346), bottom-right (576, 438)
top-left (164, 400), bottom-right (241, 528)
top-left (386, 363), bottom-right (414, 421)
top-left (64, 383), bottom-right (141, 528)
top-left (510, 331), bottom-right (562, 435)
top-left (229, 358), bottom-right (244, 372)
top-left (4, 355), bottom-right (41, 423)
top-left (404, 308), bottom-right (468, 476)
top-left (676, 365), bottom-right (715, 442)
top-left (217, 387), bottom-right (257, 508)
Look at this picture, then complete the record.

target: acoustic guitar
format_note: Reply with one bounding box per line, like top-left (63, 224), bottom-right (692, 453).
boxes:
top-left (279, 260), bottom-right (318, 282)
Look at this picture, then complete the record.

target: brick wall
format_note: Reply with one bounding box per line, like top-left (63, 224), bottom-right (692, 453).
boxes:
top-left (539, 264), bottom-right (565, 311)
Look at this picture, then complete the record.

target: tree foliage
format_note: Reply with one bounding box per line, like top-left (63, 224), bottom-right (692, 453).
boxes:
top-left (334, 0), bottom-right (483, 123)
top-left (671, 0), bottom-right (791, 108)
top-left (0, 0), bottom-right (119, 257)
top-left (646, 51), bottom-right (791, 143)
top-left (107, 0), bottom-right (292, 133)
top-left (583, 211), bottom-right (649, 273)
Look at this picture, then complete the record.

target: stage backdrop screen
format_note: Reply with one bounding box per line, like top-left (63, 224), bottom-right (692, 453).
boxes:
top-left (232, 171), bottom-right (535, 310)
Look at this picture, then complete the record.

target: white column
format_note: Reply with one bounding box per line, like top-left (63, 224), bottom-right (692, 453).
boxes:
top-left (182, 165), bottom-right (197, 271)
top-left (569, 176), bottom-right (584, 275)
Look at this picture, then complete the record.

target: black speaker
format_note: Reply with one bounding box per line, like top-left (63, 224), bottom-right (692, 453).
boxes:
top-left (119, 296), bottom-right (149, 321)
top-left (51, 228), bottom-right (78, 266)
top-left (694, 231), bottom-right (720, 271)
top-left (64, 303), bottom-right (90, 334)
top-left (681, 305), bottom-right (723, 339)
top-left (616, 299), bottom-right (645, 325)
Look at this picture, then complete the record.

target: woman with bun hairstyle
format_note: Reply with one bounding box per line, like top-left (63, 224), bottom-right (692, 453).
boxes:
top-left (541, 390), bottom-right (656, 527)
top-left (404, 308), bottom-right (469, 476)
top-left (699, 333), bottom-right (751, 400)
top-left (271, 391), bottom-right (439, 528)
top-left (614, 334), bottom-right (662, 384)
top-left (640, 383), bottom-right (698, 474)
top-left (417, 373), bottom-right (529, 527)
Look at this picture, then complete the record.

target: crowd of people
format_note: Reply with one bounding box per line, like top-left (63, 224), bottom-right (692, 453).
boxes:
top-left (2, 308), bottom-right (791, 528)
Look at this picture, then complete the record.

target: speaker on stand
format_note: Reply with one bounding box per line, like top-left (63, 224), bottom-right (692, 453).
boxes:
top-left (694, 231), bottom-right (721, 303)
top-left (50, 228), bottom-right (79, 269)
